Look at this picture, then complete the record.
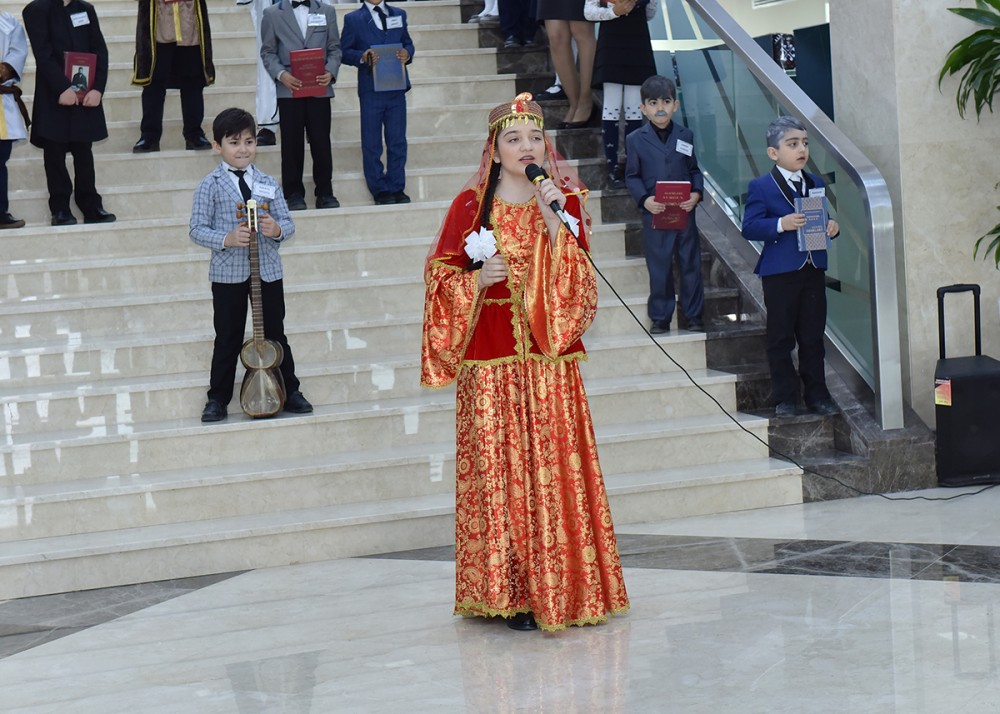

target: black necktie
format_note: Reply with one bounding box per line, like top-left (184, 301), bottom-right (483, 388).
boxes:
top-left (231, 169), bottom-right (252, 202)
top-left (291, 0), bottom-right (309, 8)
top-left (375, 6), bottom-right (388, 30)
top-left (790, 177), bottom-right (804, 197)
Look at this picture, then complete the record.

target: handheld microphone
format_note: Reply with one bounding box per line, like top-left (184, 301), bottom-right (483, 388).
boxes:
top-left (524, 163), bottom-right (580, 238)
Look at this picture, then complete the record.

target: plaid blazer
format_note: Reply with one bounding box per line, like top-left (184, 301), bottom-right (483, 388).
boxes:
top-left (190, 163), bottom-right (295, 283)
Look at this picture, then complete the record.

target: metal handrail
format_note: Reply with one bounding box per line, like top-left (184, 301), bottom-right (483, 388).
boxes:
top-left (686, 0), bottom-right (904, 430)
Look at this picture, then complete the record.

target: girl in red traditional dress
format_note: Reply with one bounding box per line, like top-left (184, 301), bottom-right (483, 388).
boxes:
top-left (421, 93), bottom-right (629, 631)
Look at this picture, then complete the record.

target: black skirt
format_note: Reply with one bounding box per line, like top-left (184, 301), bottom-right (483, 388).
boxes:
top-left (592, 6), bottom-right (656, 87)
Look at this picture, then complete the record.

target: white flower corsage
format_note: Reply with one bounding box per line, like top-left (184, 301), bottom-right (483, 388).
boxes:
top-left (560, 210), bottom-right (581, 238)
top-left (464, 226), bottom-right (498, 263)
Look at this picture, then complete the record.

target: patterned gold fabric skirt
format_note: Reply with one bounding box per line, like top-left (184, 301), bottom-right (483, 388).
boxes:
top-left (453, 357), bottom-right (629, 631)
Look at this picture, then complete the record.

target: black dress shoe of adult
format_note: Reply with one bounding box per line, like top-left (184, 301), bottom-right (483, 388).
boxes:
top-left (256, 128), bottom-right (277, 146)
top-left (284, 390), bottom-right (313, 414)
top-left (686, 318), bottom-right (705, 332)
top-left (51, 210), bottom-right (77, 226)
top-left (649, 320), bottom-right (670, 335)
top-left (201, 399), bottom-right (227, 422)
top-left (392, 191), bottom-right (411, 204)
top-left (506, 612), bottom-right (538, 631)
top-left (774, 402), bottom-right (798, 418)
top-left (809, 399), bottom-right (839, 416)
top-left (185, 135), bottom-right (212, 151)
top-left (374, 191), bottom-right (395, 205)
top-left (84, 208), bottom-right (116, 224)
top-left (132, 137), bottom-right (160, 153)
top-left (503, 35), bottom-right (521, 48)
top-left (286, 195), bottom-right (308, 211)
top-left (316, 195), bottom-right (341, 209)
top-left (0, 212), bottom-right (25, 229)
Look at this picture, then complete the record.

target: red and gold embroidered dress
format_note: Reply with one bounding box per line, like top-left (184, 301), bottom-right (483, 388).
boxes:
top-left (422, 185), bottom-right (630, 631)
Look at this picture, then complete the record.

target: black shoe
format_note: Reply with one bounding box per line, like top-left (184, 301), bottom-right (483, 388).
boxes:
top-left (774, 402), bottom-right (798, 418)
top-left (256, 128), bottom-right (276, 146)
top-left (286, 195), bottom-right (307, 211)
top-left (284, 390), bottom-right (313, 414)
top-left (185, 135), bottom-right (212, 151)
top-left (132, 137), bottom-right (160, 153)
top-left (83, 208), bottom-right (116, 224)
top-left (0, 212), bottom-right (25, 229)
top-left (392, 191), bottom-right (411, 204)
top-left (503, 35), bottom-right (521, 48)
top-left (649, 320), bottom-right (670, 335)
top-left (374, 191), bottom-right (395, 205)
top-left (523, 37), bottom-right (537, 47)
top-left (686, 318), bottom-right (704, 332)
top-left (808, 399), bottom-right (839, 416)
top-left (606, 170), bottom-right (625, 190)
top-left (316, 195), bottom-right (340, 209)
top-left (535, 85), bottom-right (567, 102)
top-left (201, 399), bottom-right (227, 422)
top-left (51, 210), bottom-right (77, 226)
top-left (506, 612), bottom-right (538, 631)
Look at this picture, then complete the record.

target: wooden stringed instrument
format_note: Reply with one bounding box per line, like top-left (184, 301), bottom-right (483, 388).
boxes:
top-left (238, 198), bottom-right (286, 417)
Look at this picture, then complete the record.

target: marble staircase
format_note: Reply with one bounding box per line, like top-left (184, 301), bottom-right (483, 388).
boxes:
top-left (0, 0), bottom-right (801, 600)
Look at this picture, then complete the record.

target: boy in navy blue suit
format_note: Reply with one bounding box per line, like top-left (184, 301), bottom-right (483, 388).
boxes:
top-left (741, 115), bottom-right (840, 418)
top-left (625, 75), bottom-right (704, 334)
top-left (340, 0), bottom-right (414, 205)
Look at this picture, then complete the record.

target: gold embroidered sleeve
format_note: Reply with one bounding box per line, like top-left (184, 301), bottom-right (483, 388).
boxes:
top-left (421, 258), bottom-right (481, 387)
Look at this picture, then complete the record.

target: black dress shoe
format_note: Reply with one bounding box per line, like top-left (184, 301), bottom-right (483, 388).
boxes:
top-left (535, 85), bottom-right (567, 102)
top-left (774, 402), bottom-right (798, 418)
top-left (503, 35), bottom-right (521, 48)
top-left (808, 399), bottom-right (839, 416)
top-left (506, 612), bottom-right (538, 631)
top-left (374, 191), bottom-right (395, 205)
top-left (201, 399), bottom-right (227, 422)
top-left (255, 127), bottom-right (277, 146)
top-left (84, 208), bottom-right (116, 224)
top-left (686, 318), bottom-right (704, 332)
top-left (51, 210), bottom-right (77, 226)
top-left (185, 135), bottom-right (212, 151)
top-left (284, 391), bottom-right (313, 414)
top-left (316, 195), bottom-right (340, 209)
top-left (132, 137), bottom-right (160, 153)
top-left (286, 195), bottom-right (307, 211)
top-left (0, 212), bottom-right (25, 229)
top-left (649, 320), bottom-right (670, 335)
top-left (392, 191), bottom-right (411, 204)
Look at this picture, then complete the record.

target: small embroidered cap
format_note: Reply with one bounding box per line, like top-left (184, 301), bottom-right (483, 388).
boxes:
top-left (488, 92), bottom-right (544, 133)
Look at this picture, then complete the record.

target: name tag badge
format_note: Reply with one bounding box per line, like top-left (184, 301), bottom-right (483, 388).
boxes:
top-left (257, 184), bottom-right (277, 199)
top-left (307, 13), bottom-right (327, 27)
top-left (70, 12), bottom-right (90, 27)
top-left (386, 16), bottom-right (403, 29)
top-left (675, 139), bottom-right (693, 157)
top-left (808, 187), bottom-right (826, 198)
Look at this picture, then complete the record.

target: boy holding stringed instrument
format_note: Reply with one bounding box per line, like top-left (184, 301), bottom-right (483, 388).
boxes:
top-left (190, 107), bottom-right (313, 422)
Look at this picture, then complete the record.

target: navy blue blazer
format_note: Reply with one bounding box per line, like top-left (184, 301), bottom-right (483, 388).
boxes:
top-left (340, 4), bottom-right (414, 95)
top-left (742, 166), bottom-right (836, 276)
top-left (624, 120), bottom-right (704, 214)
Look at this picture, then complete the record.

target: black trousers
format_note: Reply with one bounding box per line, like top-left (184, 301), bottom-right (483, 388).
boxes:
top-left (761, 264), bottom-right (831, 407)
top-left (0, 140), bottom-right (11, 213)
top-left (208, 278), bottom-right (300, 405)
top-left (41, 140), bottom-right (101, 215)
top-left (140, 43), bottom-right (206, 142)
top-left (277, 96), bottom-right (333, 200)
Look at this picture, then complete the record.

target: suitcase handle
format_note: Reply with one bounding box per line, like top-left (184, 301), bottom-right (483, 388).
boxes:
top-left (937, 284), bottom-right (981, 359)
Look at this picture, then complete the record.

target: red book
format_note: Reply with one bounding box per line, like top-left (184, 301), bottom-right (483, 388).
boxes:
top-left (64, 51), bottom-right (96, 102)
top-left (290, 48), bottom-right (327, 98)
top-left (652, 181), bottom-right (691, 231)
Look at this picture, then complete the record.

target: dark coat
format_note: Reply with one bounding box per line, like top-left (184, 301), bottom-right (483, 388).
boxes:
top-left (132, 0), bottom-right (215, 87)
top-left (340, 4), bottom-right (414, 96)
top-left (22, 0), bottom-right (109, 146)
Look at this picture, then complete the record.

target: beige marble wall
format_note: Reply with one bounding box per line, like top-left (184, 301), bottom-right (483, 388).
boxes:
top-left (831, 0), bottom-right (1000, 426)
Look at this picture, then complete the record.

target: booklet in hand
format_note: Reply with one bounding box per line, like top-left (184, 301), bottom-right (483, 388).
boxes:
top-left (372, 44), bottom-right (407, 92)
top-left (794, 195), bottom-right (830, 252)
top-left (290, 48), bottom-right (327, 98)
top-left (652, 181), bottom-right (691, 231)
top-left (64, 51), bottom-right (96, 102)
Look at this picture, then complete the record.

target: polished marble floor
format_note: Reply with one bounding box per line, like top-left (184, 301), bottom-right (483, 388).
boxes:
top-left (4, 485), bottom-right (1000, 712)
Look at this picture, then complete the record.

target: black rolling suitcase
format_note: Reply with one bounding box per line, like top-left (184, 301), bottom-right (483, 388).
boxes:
top-left (935, 284), bottom-right (1000, 486)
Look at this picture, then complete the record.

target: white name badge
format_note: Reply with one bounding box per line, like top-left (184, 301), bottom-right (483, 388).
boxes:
top-left (386, 16), bottom-right (403, 29)
top-left (675, 139), bottom-right (693, 157)
top-left (70, 12), bottom-right (90, 27)
top-left (256, 184), bottom-right (277, 199)
top-left (307, 13), bottom-right (327, 26)
top-left (808, 187), bottom-right (826, 198)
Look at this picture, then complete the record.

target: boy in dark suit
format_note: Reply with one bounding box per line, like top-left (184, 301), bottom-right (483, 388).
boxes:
top-left (625, 75), bottom-right (704, 334)
top-left (741, 115), bottom-right (840, 418)
top-left (260, 0), bottom-right (341, 211)
top-left (340, 0), bottom-right (414, 205)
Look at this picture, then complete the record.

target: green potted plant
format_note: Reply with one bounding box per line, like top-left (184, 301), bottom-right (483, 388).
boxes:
top-left (939, 0), bottom-right (1000, 266)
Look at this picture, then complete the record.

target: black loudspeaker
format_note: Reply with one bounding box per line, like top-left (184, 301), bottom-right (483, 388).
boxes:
top-left (935, 284), bottom-right (1000, 486)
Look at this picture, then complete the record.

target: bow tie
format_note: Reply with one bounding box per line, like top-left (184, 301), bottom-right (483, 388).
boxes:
top-left (291, 0), bottom-right (310, 8)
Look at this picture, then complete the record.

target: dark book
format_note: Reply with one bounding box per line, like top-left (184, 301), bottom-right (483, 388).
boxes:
top-left (290, 48), bottom-right (327, 98)
top-left (794, 195), bottom-right (830, 251)
top-left (372, 43), bottom-right (407, 92)
top-left (64, 51), bottom-right (96, 102)
top-left (652, 181), bottom-right (691, 231)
